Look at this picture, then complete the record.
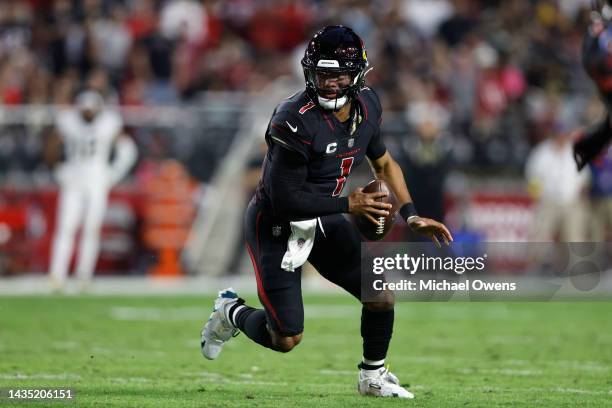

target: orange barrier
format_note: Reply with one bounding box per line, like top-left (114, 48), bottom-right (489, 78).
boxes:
top-left (141, 160), bottom-right (198, 277)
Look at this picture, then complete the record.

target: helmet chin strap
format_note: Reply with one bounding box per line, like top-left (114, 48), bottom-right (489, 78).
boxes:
top-left (317, 94), bottom-right (349, 110)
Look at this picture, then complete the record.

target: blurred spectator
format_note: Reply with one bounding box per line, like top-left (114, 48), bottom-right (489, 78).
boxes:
top-left (0, 0), bottom-right (604, 181)
top-left (248, 0), bottom-right (312, 52)
top-left (90, 3), bottom-right (131, 80)
top-left (400, 85), bottom-right (453, 223)
top-left (402, 0), bottom-right (453, 38)
top-left (160, 0), bottom-right (206, 43)
top-left (525, 123), bottom-right (590, 242)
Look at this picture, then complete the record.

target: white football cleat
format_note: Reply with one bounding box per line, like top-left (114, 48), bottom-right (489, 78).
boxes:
top-left (358, 366), bottom-right (414, 398)
top-left (201, 288), bottom-right (241, 360)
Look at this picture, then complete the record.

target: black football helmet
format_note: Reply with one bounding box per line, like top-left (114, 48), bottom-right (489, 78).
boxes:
top-left (301, 25), bottom-right (369, 110)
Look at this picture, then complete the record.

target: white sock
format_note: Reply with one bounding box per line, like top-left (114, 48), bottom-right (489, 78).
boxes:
top-left (230, 305), bottom-right (246, 327)
top-left (361, 357), bottom-right (385, 372)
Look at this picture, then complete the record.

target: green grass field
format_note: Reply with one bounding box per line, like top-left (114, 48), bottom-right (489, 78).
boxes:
top-left (0, 295), bottom-right (611, 407)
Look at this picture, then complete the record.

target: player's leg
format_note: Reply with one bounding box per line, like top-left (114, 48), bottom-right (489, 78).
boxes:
top-left (49, 187), bottom-right (85, 290)
top-left (201, 198), bottom-right (304, 359)
top-left (235, 199), bottom-right (306, 351)
top-left (309, 214), bottom-right (394, 365)
top-left (75, 186), bottom-right (109, 288)
top-left (308, 214), bottom-right (413, 398)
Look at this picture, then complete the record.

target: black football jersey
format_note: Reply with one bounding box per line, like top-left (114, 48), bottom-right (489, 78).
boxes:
top-left (255, 88), bottom-right (387, 216)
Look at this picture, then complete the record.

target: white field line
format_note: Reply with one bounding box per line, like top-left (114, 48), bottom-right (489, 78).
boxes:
top-left (182, 371), bottom-right (354, 388)
top-left (184, 372), bottom-right (288, 387)
top-left (553, 361), bottom-right (611, 372)
top-left (109, 304), bottom-right (358, 321)
top-left (0, 373), bottom-right (82, 380)
top-left (396, 355), bottom-right (611, 373)
top-left (551, 387), bottom-right (612, 396)
top-left (109, 377), bottom-right (151, 383)
top-left (319, 370), bottom-right (356, 376)
top-left (182, 371), bottom-right (223, 379)
top-left (457, 368), bottom-right (543, 376)
top-left (466, 386), bottom-right (612, 396)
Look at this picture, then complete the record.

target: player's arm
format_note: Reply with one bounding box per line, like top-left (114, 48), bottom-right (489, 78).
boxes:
top-left (369, 150), bottom-right (453, 246)
top-left (573, 114), bottom-right (612, 170)
top-left (269, 147), bottom-right (392, 220)
top-left (108, 132), bottom-right (137, 187)
top-left (269, 146), bottom-right (352, 218)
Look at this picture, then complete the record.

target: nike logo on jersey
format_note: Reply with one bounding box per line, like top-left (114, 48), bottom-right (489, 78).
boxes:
top-left (286, 121), bottom-right (298, 132)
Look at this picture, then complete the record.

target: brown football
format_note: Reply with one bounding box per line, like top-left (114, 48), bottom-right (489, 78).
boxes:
top-left (353, 179), bottom-right (398, 241)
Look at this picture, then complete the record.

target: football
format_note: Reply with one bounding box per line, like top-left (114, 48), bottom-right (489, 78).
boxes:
top-left (353, 179), bottom-right (398, 241)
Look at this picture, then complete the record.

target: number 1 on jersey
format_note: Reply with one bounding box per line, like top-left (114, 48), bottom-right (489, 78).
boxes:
top-left (332, 157), bottom-right (354, 196)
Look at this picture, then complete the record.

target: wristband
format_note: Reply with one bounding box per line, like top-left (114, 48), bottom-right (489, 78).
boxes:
top-left (399, 202), bottom-right (417, 222)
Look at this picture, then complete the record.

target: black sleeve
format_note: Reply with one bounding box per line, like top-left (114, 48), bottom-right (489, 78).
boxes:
top-left (269, 146), bottom-right (349, 219)
top-left (366, 127), bottom-right (387, 160)
top-left (574, 113), bottom-right (612, 170)
top-left (364, 87), bottom-right (387, 160)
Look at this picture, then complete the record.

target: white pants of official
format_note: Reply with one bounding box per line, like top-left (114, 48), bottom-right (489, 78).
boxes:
top-left (49, 183), bottom-right (110, 285)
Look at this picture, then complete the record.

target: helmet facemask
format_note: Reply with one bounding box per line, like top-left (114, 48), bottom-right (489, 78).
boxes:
top-left (304, 66), bottom-right (365, 111)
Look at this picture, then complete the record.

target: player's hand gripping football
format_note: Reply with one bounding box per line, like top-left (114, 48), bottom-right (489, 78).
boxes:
top-left (408, 216), bottom-right (453, 248)
top-left (348, 188), bottom-right (392, 226)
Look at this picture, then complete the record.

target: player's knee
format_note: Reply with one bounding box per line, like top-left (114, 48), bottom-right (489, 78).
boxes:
top-left (270, 332), bottom-right (302, 353)
top-left (363, 290), bottom-right (395, 311)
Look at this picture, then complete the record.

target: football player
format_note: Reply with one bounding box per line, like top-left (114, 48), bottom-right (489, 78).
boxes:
top-left (574, 0), bottom-right (612, 170)
top-left (48, 90), bottom-right (137, 291)
top-left (200, 26), bottom-right (452, 398)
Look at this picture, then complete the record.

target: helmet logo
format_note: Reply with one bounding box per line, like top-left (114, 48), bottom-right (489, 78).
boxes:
top-left (363, 50), bottom-right (367, 61)
top-left (317, 59), bottom-right (340, 68)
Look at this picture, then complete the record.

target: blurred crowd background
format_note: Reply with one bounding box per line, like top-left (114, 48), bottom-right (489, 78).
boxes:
top-left (0, 0), bottom-right (610, 277)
